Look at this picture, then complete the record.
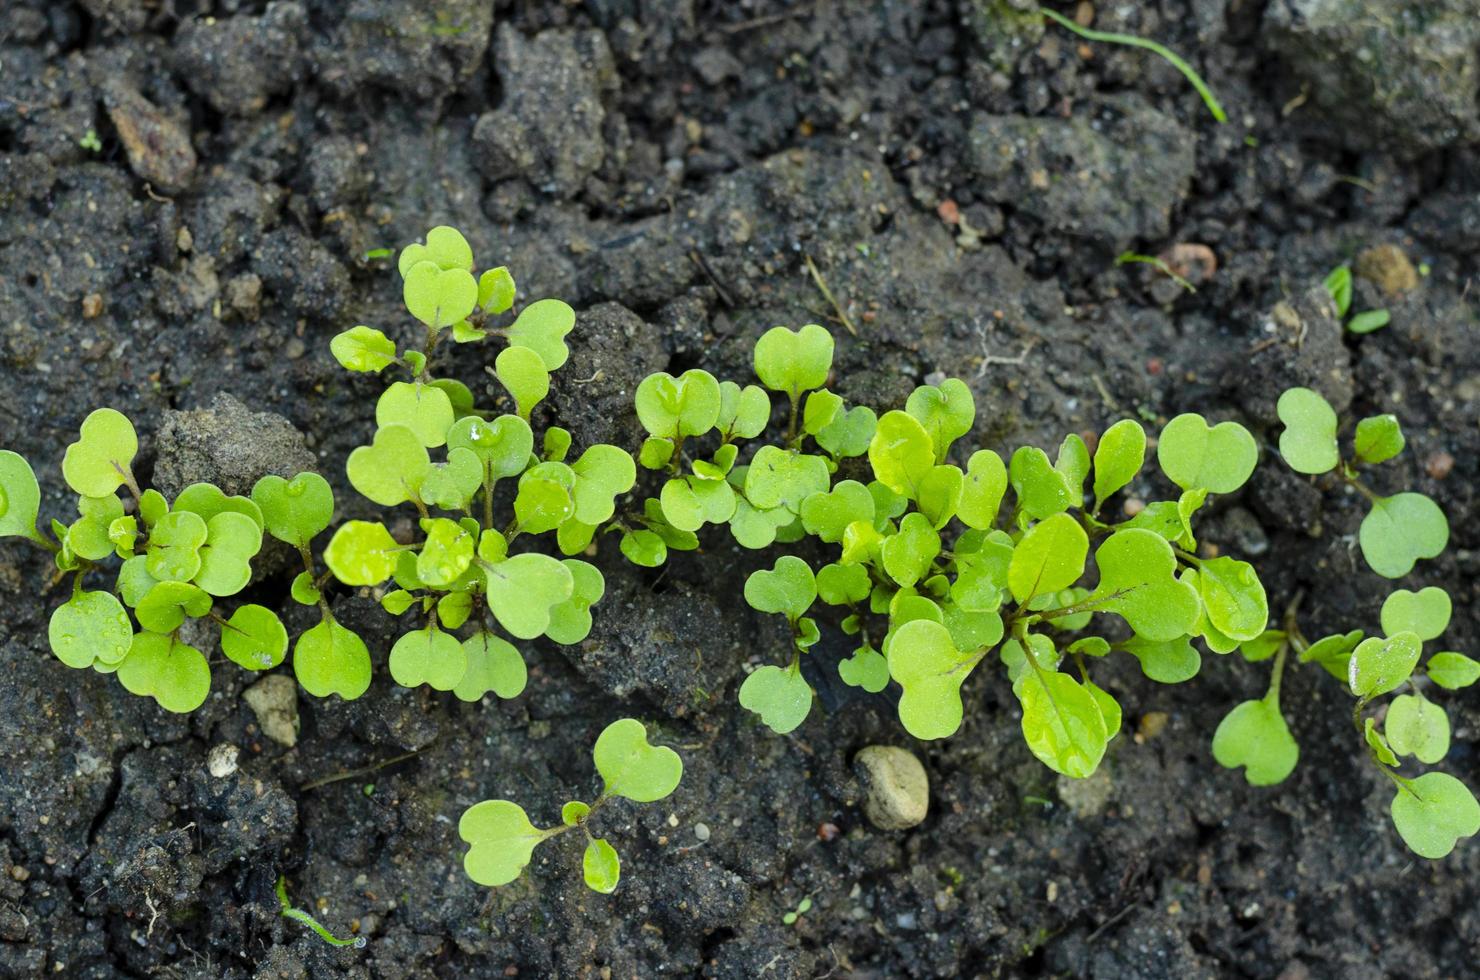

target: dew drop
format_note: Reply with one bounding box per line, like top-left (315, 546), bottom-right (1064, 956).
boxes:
top-left (286, 481), bottom-right (306, 498)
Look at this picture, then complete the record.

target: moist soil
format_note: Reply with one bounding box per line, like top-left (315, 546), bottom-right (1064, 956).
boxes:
top-left (2, 1), bottom-right (1479, 977)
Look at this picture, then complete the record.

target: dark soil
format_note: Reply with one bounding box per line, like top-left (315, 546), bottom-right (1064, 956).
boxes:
top-left (2, 1), bottom-right (1479, 977)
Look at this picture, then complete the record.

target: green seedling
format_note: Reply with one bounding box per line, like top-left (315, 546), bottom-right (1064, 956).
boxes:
top-left (783, 896), bottom-right (813, 925)
top-left (1040, 7), bottom-right (1227, 123)
top-left (628, 325), bottom-right (1268, 779)
top-left (1323, 265), bottom-right (1390, 334)
top-left (328, 226), bottom-right (635, 702)
top-left (276, 875), bottom-right (367, 949)
top-left (1218, 588), bottom-right (1479, 859)
top-left (1115, 252), bottom-right (1195, 293)
top-left (459, 718), bottom-right (682, 892)
top-left (1275, 387), bottom-right (1446, 577)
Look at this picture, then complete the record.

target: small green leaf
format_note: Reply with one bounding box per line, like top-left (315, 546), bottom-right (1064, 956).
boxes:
top-left (958, 449), bottom-right (1007, 529)
top-left (1385, 694), bottom-right (1450, 764)
top-left (1324, 265), bottom-right (1352, 317)
top-left (1212, 694), bottom-right (1298, 785)
top-left (67, 494), bottom-right (125, 561)
top-left (117, 632), bottom-right (211, 713)
top-left (882, 513), bottom-right (942, 588)
top-left (1122, 635), bottom-right (1201, 683)
top-left (514, 468), bottom-right (576, 534)
top-left (1018, 667), bottom-right (1108, 778)
top-left (905, 379), bottom-right (974, 462)
top-left (49, 590), bottom-right (133, 669)
top-left (815, 404), bottom-right (876, 458)
top-left (420, 448), bottom-right (484, 510)
top-left (1091, 419), bottom-right (1145, 510)
top-left (495, 346), bottom-right (551, 419)
top-left (1381, 587), bottom-right (1451, 641)
top-left (1349, 631), bottom-right (1422, 698)
top-left (423, 225), bottom-right (474, 270)
top-left (594, 718), bottom-right (683, 802)
top-left (194, 512), bottom-right (263, 597)
top-left (1347, 308), bottom-right (1390, 334)
top-left (888, 619), bottom-right (981, 740)
top-left (62, 408), bottom-right (138, 497)
top-left (403, 260), bottom-right (477, 329)
top-left (800, 480), bottom-right (875, 544)
top-left (1239, 629), bottom-right (1286, 663)
top-left (376, 382), bottom-right (455, 448)
top-left (561, 801), bottom-right (590, 827)
top-left (546, 559), bottom-right (604, 645)
top-left (817, 562), bottom-right (871, 606)
top-left (753, 324), bottom-right (833, 399)
top-left (635, 370), bottom-right (722, 439)
top-left (346, 425), bottom-right (431, 507)
top-left (291, 572), bottom-right (322, 606)
top-left (330, 326), bottom-right (398, 372)
top-left (325, 521), bottom-right (400, 586)
top-left (868, 411), bottom-right (935, 499)
top-left (1366, 718), bottom-right (1399, 767)
top-left (583, 839), bottom-right (621, 894)
top-left (484, 552), bottom-right (575, 639)
top-left (1007, 513), bottom-right (1087, 604)
top-left (1156, 413), bottom-right (1258, 494)
top-left (838, 646), bottom-right (890, 692)
top-left (744, 555), bottom-right (816, 620)
top-left (389, 625), bottom-right (467, 691)
top-left (1276, 387), bottom-right (1339, 475)
top-left (447, 415), bottom-right (534, 481)
top-left (1390, 772), bottom-right (1480, 859)
top-left (1298, 629), bottom-right (1364, 681)
top-left (738, 665), bottom-right (812, 733)
top-left (1008, 446), bottom-right (1076, 520)
top-left (220, 604), bottom-right (288, 671)
top-left (251, 473), bottom-right (334, 547)
top-left (507, 299), bottom-right (575, 370)
top-left (1353, 414), bottom-right (1405, 465)
top-left (744, 446), bottom-right (830, 514)
top-left (438, 591), bottom-right (473, 629)
top-left (916, 465), bottom-right (964, 529)
top-left (717, 381), bottom-right (771, 440)
top-left (570, 444), bottom-right (636, 526)
top-left (1427, 652), bottom-right (1480, 690)
top-left (417, 518), bottom-right (475, 587)
top-left (459, 800), bottom-right (548, 887)
top-left (478, 266), bottom-right (516, 314)
top-left (294, 616), bottom-right (372, 700)
top-left (1090, 529), bottom-right (1200, 642)
top-left (1360, 492), bottom-right (1448, 578)
top-left (802, 389), bottom-right (844, 435)
top-left (145, 511), bottom-right (208, 583)
top-left (1193, 556), bottom-right (1268, 643)
top-left (454, 632), bottom-right (527, 701)
top-left (1054, 434), bottom-right (1090, 497)
top-left (620, 528), bottom-right (667, 567)
top-left (0, 451), bottom-right (42, 541)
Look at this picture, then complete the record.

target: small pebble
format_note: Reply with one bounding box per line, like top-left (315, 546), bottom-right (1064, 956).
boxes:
top-left (207, 744), bottom-right (239, 778)
top-left (694, 823), bottom-right (711, 842)
top-left (1426, 451), bottom-right (1454, 480)
top-left (81, 294), bottom-right (103, 319)
top-left (854, 745), bottom-right (929, 830)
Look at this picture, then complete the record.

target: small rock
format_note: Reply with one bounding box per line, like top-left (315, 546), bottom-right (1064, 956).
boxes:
top-left (1057, 766), bottom-right (1113, 819)
top-left (1425, 450), bottom-right (1455, 480)
top-left (152, 392), bottom-right (317, 498)
top-left (854, 745), bottom-right (929, 830)
top-left (207, 744), bottom-right (240, 778)
top-left (103, 81), bottom-right (197, 194)
top-left (1355, 244), bottom-right (1420, 298)
top-left (243, 675), bottom-right (300, 748)
top-left (81, 294), bottom-right (103, 318)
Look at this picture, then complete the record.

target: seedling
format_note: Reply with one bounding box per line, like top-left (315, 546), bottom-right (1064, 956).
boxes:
top-left (459, 718), bottom-right (682, 892)
top-left (1217, 589), bottom-right (1479, 858)
top-left (327, 225), bottom-right (635, 703)
top-left (3, 413), bottom-right (298, 713)
top-left (1323, 265), bottom-right (1390, 334)
top-left (1275, 387), bottom-right (1446, 577)
top-left (782, 896), bottom-right (813, 925)
top-left (627, 325), bottom-right (1270, 783)
top-left (276, 875), bottom-right (367, 949)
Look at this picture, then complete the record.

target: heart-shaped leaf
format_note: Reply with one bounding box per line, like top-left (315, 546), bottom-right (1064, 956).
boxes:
top-left (1008, 513), bottom-right (1087, 604)
top-left (389, 625), bottom-right (467, 691)
top-left (1276, 387), bottom-right (1339, 475)
top-left (1156, 413), bottom-right (1258, 494)
top-left (1091, 419), bottom-right (1146, 510)
top-left (1381, 587), bottom-right (1451, 641)
top-left (1298, 629), bottom-right (1365, 681)
top-left (403, 259), bottom-right (478, 329)
top-left (454, 631), bottom-right (528, 701)
top-left (838, 645), bottom-right (890, 692)
top-left (294, 616), bottom-right (371, 700)
top-left (347, 425), bottom-right (431, 507)
top-left (49, 590), bottom-right (133, 669)
top-left (331, 325), bottom-right (398, 373)
top-left (1018, 667), bottom-right (1108, 778)
top-left (146, 511), bottom-right (209, 583)
top-left (738, 664), bottom-right (813, 733)
top-left (478, 266), bottom-right (516, 313)
top-left (1360, 492), bottom-right (1448, 578)
top-left (1193, 556), bottom-right (1267, 643)
top-left (815, 404), bottom-right (876, 458)
top-left (1122, 635), bottom-right (1201, 683)
top-left (62, 408), bottom-right (138, 497)
top-left (1008, 446), bottom-right (1076, 520)
top-left (0, 451), bottom-right (42, 541)
top-left (546, 560), bottom-right (604, 645)
top-left (220, 604), bottom-right (288, 671)
top-left (744, 555), bottom-right (816, 621)
top-left (484, 552), bottom-right (575, 639)
top-left (728, 498), bottom-right (795, 550)
top-left (817, 562), bottom-right (871, 606)
top-left (1385, 693), bottom-right (1450, 764)
top-left (1090, 529), bottom-right (1199, 642)
top-left (906, 379), bottom-right (975, 462)
top-left (1212, 694), bottom-right (1298, 785)
top-left (800, 480), bottom-right (874, 544)
top-left (67, 494), bottom-right (125, 561)
top-left (420, 448), bottom-right (484, 510)
top-left (376, 382), bottom-right (455, 448)
top-left (251, 472), bottom-right (334, 548)
top-left (506, 298), bottom-right (575, 370)
top-left (1349, 631), bottom-right (1422, 699)
top-left (495, 346), bottom-right (550, 419)
top-left (888, 619), bottom-right (982, 740)
top-left (594, 717), bottom-right (683, 802)
top-left (958, 449), bottom-right (1007, 530)
top-left (117, 632), bottom-right (211, 713)
top-left (173, 483), bottom-right (262, 530)
top-left (194, 512), bottom-right (263, 596)
top-left (1353, 414), bottom-right (1405, 465)
top-left (447, 414), bottom-right (534, 482)
top-left (868, 411), bottom-right (935, 499)
top-left (415, 225), bottom-right (474, 271)
top-left (659, 475), bottom-right (734, 532)
top-left (916, 465), bottom-right (963, 529)
top-left (135, 581), bottom-right (212, 633)
top-left (1390, 772), bottom-right (1480, 859)
top-left (459, 800), bottom-right (550, 887)
top-left (583, 839), bottom-right (621, 894)
top-left (745, 446), bottom-right (830, 514)
top-left (635, 370), bottom-right (722, 440)
top-left (325, 520), bottom-right (400, 586)
top-left (416, 518), bottom-right (475, 588)
top-left (569, 444), bottom-right (636, 525)
top-left (882, 512), bottom-right (942, 588)
top-left (753, 324), bottom-right (834, 399)
top-left (1427, 652), bottom-right (1480, 690)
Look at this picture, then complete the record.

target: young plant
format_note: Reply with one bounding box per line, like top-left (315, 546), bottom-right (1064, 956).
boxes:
top-left (1275, 387), bottom-right (1446, 577)
top-left (458, 718), bottom-right (682, 892)
top-left (3, 413), bottom-right (297, 713)
top-left (1217, 589), bottom-right (1480, 858)
top-left (327, 226), bottom-right (635, 703)
top-left (627, 326), bottom-right (1270, 782)
top-left (1323, 265), bottom-right (1391, 334)
top-left (276, 875), bottom-right (367, 948)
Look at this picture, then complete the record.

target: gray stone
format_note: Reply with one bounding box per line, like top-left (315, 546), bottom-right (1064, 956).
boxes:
top-left (152, 392), bottom-right (317, 499)
top-left (854, 745), bottom-right (930, 831)
top-left (243, 674), bottom-right (300, 748)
